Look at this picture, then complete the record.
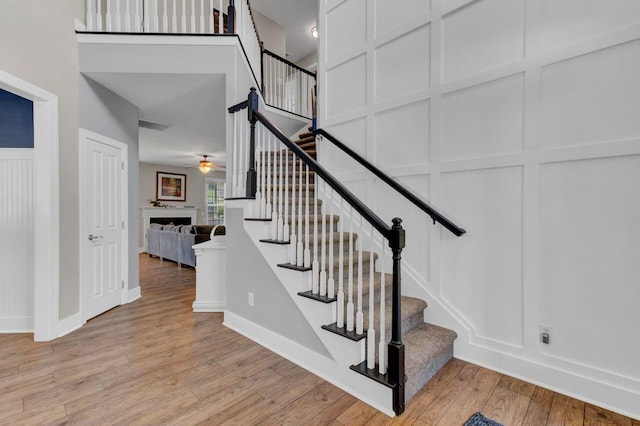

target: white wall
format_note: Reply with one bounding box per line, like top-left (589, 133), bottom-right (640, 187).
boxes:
top-left (138, 162), bottom-right (225, 247)
top-left (319, 0), bottom-right (640, 418)
top-left (252, 10), bottom-right (286, 57)
top-left (0, 1), bottom-right (80, 320)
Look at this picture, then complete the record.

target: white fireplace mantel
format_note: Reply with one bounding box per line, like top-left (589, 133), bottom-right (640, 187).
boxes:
top-left (141, 207), bottom-right (199, 252)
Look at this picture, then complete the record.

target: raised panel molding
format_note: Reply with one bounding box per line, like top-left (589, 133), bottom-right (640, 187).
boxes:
top-left (319, 0), bottom-right (640, 417)
top-left (375, 25), bottom-right (431, 104)
top-left (539, 155), bottom-right (640, 381)
top-left (374, 99), bottom-right (430, 168)
top-left (440, 166), bottom-right (524, 347)
top-left (541, 0), bottom-right (640, 51)
top-left (374, 0), bottom-right (430, 39)
top-left (325, 54), bottom-right (367, 119)
top-left (441, 0), bottom-right (525, 83)
top-left (326, 0), bottom-right (367, 64)
top-left (540, 38), bottom-right (640, 149)
top-left (441, 73), bottom-right (524, 161)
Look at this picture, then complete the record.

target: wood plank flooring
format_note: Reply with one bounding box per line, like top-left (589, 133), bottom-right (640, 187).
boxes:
top-left (0, 254), bottom-right (635, 425)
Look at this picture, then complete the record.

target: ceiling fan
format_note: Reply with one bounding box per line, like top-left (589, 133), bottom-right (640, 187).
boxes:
top-left (183, 154), bottom-right (226, 174)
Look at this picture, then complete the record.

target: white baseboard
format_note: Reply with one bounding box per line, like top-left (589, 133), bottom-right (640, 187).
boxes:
top-left (223, 311), bottom-right (395, 417)
top-left (192, 301), bottom-right (226, 312)
top-left (138, 247), bottom-right (145, 254)
top-left (57, 312), bottom-right (84, 338)
top-left (0, 316), bottom-right (33, 333)
top-left (126, 286), bottom-right (141, 303)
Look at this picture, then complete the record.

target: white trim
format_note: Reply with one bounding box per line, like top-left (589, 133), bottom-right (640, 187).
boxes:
top-left (126, 286), bottom-right (141, 303)
top-left (0, 70), bottom-right (60, 342)
top-left (192, 301), bottom-right (225, 312)
top-left (78, 128), bottom-right (129, 322)
top-left (223, 311), bottom-right (395, 417)
top-left (0, 317), bottom-right (34, 332)
top-left (57, 312), bottom-right (85, 337)
top-left (139, 247), bottom-right (145, 254)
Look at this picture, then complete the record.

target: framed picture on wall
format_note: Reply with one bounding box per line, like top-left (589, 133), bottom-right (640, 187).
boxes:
top-left (156, 172), bottom-right (187, 202)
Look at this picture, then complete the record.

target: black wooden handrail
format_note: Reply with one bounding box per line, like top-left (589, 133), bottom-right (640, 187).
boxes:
top-left (313, 129), bottom-right (466, 237)
top-left (263, 49), bottom-right (317, 77)
top-left (253, 110), bottom-right (391, 239)
top-left (227, 99), bottom-right (248, 113)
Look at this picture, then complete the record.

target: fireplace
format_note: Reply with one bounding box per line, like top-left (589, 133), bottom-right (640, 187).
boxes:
top-left (150, 217), bottom-right (192, 226)
top-left (141, 207), bottom-right (199, 252)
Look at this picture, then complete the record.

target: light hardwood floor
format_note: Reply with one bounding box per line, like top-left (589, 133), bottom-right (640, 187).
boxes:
top-left (0, 254), bottom-right (636, 425)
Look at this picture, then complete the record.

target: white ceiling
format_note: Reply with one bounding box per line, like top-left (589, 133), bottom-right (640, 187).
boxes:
top-left (250, 0), bottom-right (319, 62)
top-left (84, 72), bottom-right (227, 168)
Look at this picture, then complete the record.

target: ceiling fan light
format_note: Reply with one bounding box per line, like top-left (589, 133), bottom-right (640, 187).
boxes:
top-left (198, 156), bottom-right (214, 174)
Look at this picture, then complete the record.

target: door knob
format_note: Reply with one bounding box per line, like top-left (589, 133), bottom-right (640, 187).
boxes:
top-left (88, 234), bottom-right (103, 241)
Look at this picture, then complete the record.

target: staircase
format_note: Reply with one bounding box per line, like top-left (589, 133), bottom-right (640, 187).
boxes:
top-left (227, 90), bottom-right (464, 415)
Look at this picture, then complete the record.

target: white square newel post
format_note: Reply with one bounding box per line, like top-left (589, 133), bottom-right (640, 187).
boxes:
top-left (192, 227), bottom-right (226, 312)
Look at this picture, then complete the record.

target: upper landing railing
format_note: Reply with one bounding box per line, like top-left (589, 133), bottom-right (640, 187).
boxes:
top-left (83, 0), bottom-right (316, 119)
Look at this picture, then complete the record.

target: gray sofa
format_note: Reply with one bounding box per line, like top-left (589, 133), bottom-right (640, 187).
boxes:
top-left (147, 224), bottom-right (219, 267)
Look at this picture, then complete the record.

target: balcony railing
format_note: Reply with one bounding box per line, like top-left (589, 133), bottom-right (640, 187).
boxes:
top-left (84, 0), bottom-right (315, 118)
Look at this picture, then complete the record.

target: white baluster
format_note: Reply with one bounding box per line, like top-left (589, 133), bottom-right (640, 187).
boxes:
top-left (115, 0), bottom-right (121, 31)
top-left (143, 0), bottom-right (150, 31)
top-left (162, 0), bottom-right (168, 31)
top-left (303, 164), bottom-right (311, 268)
top-left (181, 0), bottom-right (187, 32)
top-left (337, 199), bottom-right (344, 328)
top-left (283, 149), bottom-right (289, 242)
top-left (190, 0), bottom-right (196, 32)
top-left (265, 131), bottom-right (272, 220)
top-left (237, 110), bottom-right (245, 196)
top-left (311, 175), bottom-right (319, 294)
top-left (96, 0), bottom-right (103, 31)
top-left (270, 135), bottom-right (278, 240)
top-left (171, 0), bottom-right (177, 31)
top-left (199, 0), bottom-right (205, 32)
top-left (218, 0), bottom-right (223, 33)
top-left (367, 224), bottom-right (376, 369)
top-left (356, 225), bottom-right (364, 335)
top-left (328, 188), bottom-right (335, 299)
top-left (254, 126), bottom-right (262, 217)
top-left (260, 127), bottom-right (267, 218)
top-left (232, 112), bottom-right (239, 197)
top-left (86, 0), bottom-right (94, 31)
top-left (134, 0), bottom-right (141, 31)
top-left (346, 207), bottom-right (354, 332)
top-left (379, 245), bottom-right (387, 375)
top-left (289, 151), bottom-right (297, 263)
top-left (125, 0), bottom-right (131, 31)
top-left (277, 148), bottom-right (284, 240)
top-left (296, 159), bottom-right (304, 266)
top-left (209, 0), bottom-right (214, 33)
top-left (153, 0), bottom-right (159, 31)
top-left (319, 180), bottom-right (327, 297)
top-left (106, 0), bottom-right (113, 31)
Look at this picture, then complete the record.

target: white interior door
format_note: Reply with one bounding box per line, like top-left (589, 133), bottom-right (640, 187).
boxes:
top-left (81, 130), bottom-right (126, 320)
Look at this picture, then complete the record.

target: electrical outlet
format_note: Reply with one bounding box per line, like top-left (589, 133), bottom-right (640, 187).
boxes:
top-left (540, 325), bottom-right (552, 344)
top-left (248, 292), bottom-right (254, 307)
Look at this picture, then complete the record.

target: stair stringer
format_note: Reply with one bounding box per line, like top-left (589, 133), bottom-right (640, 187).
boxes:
top-left (225, 200), bottom-right (394, 416)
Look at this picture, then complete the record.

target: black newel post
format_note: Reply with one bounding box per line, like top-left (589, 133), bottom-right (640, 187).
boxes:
top-left (388, 217), bottom-right (406, 415)
top-left (260, 41), bottom-right (265, 94)
top-left (246, 87), bottom-right (259, 198)
top-left (227, 0), bottom-right (235, 34)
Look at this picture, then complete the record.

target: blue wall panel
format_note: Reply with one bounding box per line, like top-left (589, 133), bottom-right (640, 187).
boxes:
top-left (0, 88), bottom-right (34, 148)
